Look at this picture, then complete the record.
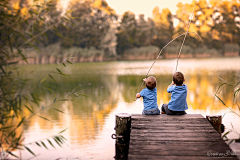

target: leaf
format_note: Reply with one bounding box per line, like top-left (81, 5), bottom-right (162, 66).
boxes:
top-left (55, 136), bottom-right (63, 144)
top-left (17, 117), bottom-right (25, 128)
top-left (58, 128), bottom-right (69, 134)
top-left (237, 102), bottom-right (240, 111)
top-left (222, 131), bottom-right (230, 139)
top-left (61, 23), bottom-right (70, 30)
top-left (41, 141), bottom-right (48, 150)
top-left (24, 146), bottom-right (36, 156)
top-left (59, 99), bottom-right (73, 101)
top-left (0, 126), bottom-right (13, 130)
top-left (50, 107), bottom-right (68, 114)
top-left (228, 139), bottom-right (234, 145)
top-left (233, 87), bottom-right (240, 101)
top-left (53, 137), bottom-right (62, 147)
top-left (66, 10), bottom-right (74, 13)
top-left (40, 76), bottom-right (48, 84)
top-left (49, 74), bottom-right (59, 84)
top-left (56, 68), bottom-right (62, 74)
top-left (35, 142), bottom-right (41, 147)
top-left (53, 98), bottom-right (56, 103)
top-left (55, 32), bottom-right (63, 38)
top-left (234, 81), bottom-right (240, 88)
top-left (17, 49), bottom-right (28, 64)
top-left (230, 122), bottom-right (234, 130)
top-left (47, 139), bottom-right (55, 148)
top-left (8, 35), bottom-right (13, 53)
top-left (38, 116), bottom-right (51, 122)
top-left (216, 82), bottom-right (226, 94)
top-left (218, 77), bottom-right (233, 86)
top-left (214, 94), bottom-right (226, 106)
top-left (60, 135), bottom-right (67, 141)
top-left (6, 151), bottom-right (19, 158)
top-left (66, 60), bottom-right (73, 65)
top-left (63, 63), bottom-right (66, 67)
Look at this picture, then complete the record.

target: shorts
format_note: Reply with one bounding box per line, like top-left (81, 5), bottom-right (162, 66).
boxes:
top-left (161, 104), bottom-right (187, 115)
top-left (142, 107), bottom-right (160, 115)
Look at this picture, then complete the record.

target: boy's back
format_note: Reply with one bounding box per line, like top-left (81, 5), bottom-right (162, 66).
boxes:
top-left (161, 72), bottom-right (188, 115)
top-left (167, 84), bottom-right (188, 111)
top-left (136, 76), bottom-right (160, 115)
top-left (140, 87), bottom-right (158, 110)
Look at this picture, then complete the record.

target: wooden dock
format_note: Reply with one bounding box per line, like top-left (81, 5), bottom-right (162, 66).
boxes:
top-left (127, 114), bottom-right (238, 160)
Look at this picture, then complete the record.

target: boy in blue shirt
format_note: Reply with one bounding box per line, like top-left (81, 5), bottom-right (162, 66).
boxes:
top-left (161, 72), bottom-right (188, 115)
top-left (136, 76), bottom-right (160, 115)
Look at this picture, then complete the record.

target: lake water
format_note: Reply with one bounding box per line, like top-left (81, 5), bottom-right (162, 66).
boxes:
top-left (16, 57), bottom-right (240, 159)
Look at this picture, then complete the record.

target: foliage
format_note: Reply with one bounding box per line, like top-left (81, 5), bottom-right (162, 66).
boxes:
top-left (215, 76), bottom-right (240, 144)
top-left (0, 0), bottom-right (77, 159)
top-left (224, 43), bottom-right (240, 53)
top-left (176, 0), bottom-right (240, 53)
top-left (123, 46), bottom-right (159, 56)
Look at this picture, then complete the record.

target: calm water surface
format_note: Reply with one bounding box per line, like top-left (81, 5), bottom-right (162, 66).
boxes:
top-left (16, 57), bottom-right (240, 159)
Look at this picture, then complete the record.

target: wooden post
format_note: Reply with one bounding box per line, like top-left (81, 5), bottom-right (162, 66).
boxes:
top-left (112, 113), bottom-right (131, 160)
top-left (206, 115), bottom-right (222, 135)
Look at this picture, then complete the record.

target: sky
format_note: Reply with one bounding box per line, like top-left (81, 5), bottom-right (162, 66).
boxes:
top-left (105, 0), bottom-right (194, 18)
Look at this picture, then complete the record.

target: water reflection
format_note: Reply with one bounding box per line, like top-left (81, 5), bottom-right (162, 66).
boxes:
top-left (17, 57), bottom-right (240, 159)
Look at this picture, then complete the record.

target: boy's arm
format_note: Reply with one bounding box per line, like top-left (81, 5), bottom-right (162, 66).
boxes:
top-left (167, 81), bottom-right (175, 89)
top-left (136, 93), bottom-right (141, 98)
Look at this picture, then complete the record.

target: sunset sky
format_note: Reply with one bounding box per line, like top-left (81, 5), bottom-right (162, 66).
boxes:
top-left (105, 0), bottom-right (194, 18)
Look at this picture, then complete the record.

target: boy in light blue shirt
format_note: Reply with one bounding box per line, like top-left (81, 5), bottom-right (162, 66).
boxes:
top-left (161, 72), bottom-right (188, 115)
top-left (136, 76), bottom-right (160, 115)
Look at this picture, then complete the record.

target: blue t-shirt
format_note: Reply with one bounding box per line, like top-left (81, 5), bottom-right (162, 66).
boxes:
top-left (167, 84), bottom-right (188, 111)
top-left (140, 88), bottom-right (158, 110)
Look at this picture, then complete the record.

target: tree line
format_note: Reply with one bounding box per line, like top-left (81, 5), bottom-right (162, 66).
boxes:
top-left (5, 0), bottom-right (240, 58)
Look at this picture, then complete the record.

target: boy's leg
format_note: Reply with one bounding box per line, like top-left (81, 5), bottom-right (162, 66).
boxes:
top-left (162, 104), bottom-right (174, 115)
top-left (161, 104), bottom-right (166, 114)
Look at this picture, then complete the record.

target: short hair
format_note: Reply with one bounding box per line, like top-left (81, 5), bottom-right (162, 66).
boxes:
top-left (145, 76), bottom-right (157, 90)
top-left (173, 72), bottom-right (184, 86)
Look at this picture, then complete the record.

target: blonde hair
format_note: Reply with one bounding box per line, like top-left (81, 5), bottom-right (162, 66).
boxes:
top-left (145, 76), bottom-right (157, 90)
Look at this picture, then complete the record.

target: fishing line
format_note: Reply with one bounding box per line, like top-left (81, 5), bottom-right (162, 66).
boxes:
top-left (137, 31), bottom-right (202, 94)
top-left (175, 0), bottom-right (197, 72)
top-left (136, 0), bottom-right (199, 100)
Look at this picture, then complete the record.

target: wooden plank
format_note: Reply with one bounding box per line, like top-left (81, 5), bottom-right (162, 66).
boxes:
top-left (128, 155), bottom-right (238, 160)
top-left (128, 114), bottom-right (238, 160)
top-left (131, 123), bottom-right (211, 127)
top-left (130, 129), bottom-right (219, 133)
top-left (130, 141), bottom-right (227, 146)
top-left (129, 143), bottom-right (231, 151)
top-left (130, 132), bottom-right (220, 138)
top-left (131, 120), bottom-right (209, 124)
top-left (130, 137), bottom-right (222, 142)
top-left (131, 114), bottom-right (203, 118)
top-left (128, 150), bottom-right (232, 157)
top-left (131, 114), bottom-right (204, 120)
top-left (131, 126), bottom-right (216, 130)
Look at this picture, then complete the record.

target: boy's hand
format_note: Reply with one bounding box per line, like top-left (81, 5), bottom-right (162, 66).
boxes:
top-left (143, 78), bottom-right (147, 82)
top-left (136, 93), bottom-right (141, 98)
top-left (171, 81), bottom-right (175, 85)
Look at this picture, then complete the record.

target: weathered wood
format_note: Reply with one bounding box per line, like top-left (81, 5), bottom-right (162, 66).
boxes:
top-left (113, 113), bottom-right (131, 159)
top-left (131, 114), bottom-right (203, 118)
top-left (128, 114), bottom-right (238, 160)
top-left (128, 155), bottom-right (234, 160)
top-left (206, 115), bottom-right (222, 135)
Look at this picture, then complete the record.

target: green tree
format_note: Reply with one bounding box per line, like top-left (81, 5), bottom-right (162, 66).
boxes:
top-left (0, 0), bottom-right (73, 158)
top-left (116, 11), bottom-right (138, 54)
top-left (57, 0), bottom-right (117, 51)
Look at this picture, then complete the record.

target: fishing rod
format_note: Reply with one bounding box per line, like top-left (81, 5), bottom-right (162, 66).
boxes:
top-left (136, 0), bottom-right (200, 100)
top-left (175, 0), bottom-right (197, 72)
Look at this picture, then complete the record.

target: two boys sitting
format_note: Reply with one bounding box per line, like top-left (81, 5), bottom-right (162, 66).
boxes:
top-left (136, 72), bottom-right (188, 115)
